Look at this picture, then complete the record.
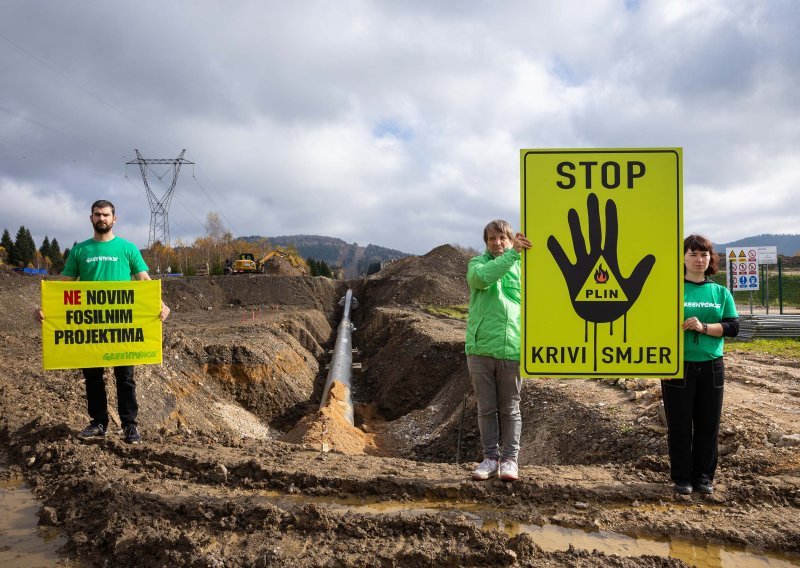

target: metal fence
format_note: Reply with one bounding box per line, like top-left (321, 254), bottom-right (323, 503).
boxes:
top-left (716, 255), bottom-right (800, 314)
top-left (735, 314), bottom-right (800, 340)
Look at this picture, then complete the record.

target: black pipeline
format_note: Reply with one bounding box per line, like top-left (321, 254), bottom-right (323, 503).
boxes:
top-left (318, 289), bottom-right (358, 425)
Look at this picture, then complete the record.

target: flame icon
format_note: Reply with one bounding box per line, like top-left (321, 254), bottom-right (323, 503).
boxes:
top-left (594, 264), bottom-right (609, 284)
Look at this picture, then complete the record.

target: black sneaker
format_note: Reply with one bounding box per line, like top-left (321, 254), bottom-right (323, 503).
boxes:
top-left (78, 423), bottom-right (107, 439)
top-left (123, 425), bottom-right (142, 444)
top-left (674, 482), bottom-right (693, 495)
top-left (694, 480), bottom-right (714, 494)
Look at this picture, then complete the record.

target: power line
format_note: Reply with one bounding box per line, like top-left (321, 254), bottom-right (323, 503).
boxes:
top-left (0, 105), bottom-right (111, 156)
top-left (126, 149), bottom-right (193, 248)
top-left (0, 137), bottom-right (124, 179)
top-left (0, 31), bottom-right (162, 143)
top-left (1, 31), bottom-right (239, 235)
top-left (171, 193), bottom-right (207, 232)
top-left (191, 167), bottom-right (237, 231)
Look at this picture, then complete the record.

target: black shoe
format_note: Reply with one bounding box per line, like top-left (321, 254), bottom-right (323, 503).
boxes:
top-left (674, 482), bottom-right (693, 495)
top-left (694, 480), bottom-right (714, 494)
top-left (78, 423), bottom-right (107, 439)
top-left (123, 425), bottom-right (142, 444)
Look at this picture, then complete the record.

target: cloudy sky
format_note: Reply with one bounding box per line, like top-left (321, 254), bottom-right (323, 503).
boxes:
top-left (2, 0), bottom-right (798, 255)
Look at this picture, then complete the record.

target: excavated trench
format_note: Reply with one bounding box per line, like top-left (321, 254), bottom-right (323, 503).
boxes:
top-left (352, 310), bottom-right (659, 468)
top-left (190, 275), bottom-right (655, 473)
top-left (143, 251), bottom-right (661, 469)
top-left (157, 271), bottom-right (656, 470)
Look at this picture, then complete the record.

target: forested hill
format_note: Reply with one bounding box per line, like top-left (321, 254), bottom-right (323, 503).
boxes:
top-left (240, 234), bottom-right (409, 278)
top-left (716, 234), bottom-right (800, 257)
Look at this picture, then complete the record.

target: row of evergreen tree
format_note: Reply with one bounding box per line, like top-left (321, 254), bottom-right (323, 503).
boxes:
top-left (306, 257), bottom-right (333, 277)
top-left (1, 226), bottom-right (70, 273)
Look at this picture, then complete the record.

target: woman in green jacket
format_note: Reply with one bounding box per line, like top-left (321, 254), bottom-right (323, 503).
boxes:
top-left (466, 219), bottom-right (530, 481)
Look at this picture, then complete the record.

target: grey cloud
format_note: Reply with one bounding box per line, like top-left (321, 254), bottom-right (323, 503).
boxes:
top-left (1, 1), bottom-right (799, 255)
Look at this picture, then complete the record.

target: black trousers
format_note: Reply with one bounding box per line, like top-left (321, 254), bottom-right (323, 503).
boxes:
top-left (82, 366), bottom-right (138, 428)
top-left (661, 358), bottom-right (724, 485)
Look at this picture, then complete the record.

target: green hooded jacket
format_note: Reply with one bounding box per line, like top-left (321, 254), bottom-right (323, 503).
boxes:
top-left (465, 248), bottom-right (522, 361)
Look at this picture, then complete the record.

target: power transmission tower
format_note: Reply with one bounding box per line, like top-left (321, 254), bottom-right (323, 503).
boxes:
top-left (126, 149), bottom-right (193, 248)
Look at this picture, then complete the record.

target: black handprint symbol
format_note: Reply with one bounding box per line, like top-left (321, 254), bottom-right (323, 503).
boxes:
top-left (547, 193), bottom-right (655, 326)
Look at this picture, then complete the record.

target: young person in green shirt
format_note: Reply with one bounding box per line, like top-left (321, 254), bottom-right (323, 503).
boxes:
top-left (662, 234), bottom-right (739, 495)
top-left (466, 219), bottom-right (531, 481)
top-left (37, 200), bottom-right (170, 444)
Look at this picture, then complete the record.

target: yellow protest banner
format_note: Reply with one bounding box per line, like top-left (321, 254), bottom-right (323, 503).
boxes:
top-left (41, 280), bottom-right (163, 370)
top-left (520, 149), bottom-right (683, 378)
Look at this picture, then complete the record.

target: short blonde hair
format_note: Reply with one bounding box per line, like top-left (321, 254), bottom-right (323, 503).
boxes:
top-left (483, 219), bottom-right (514, 244)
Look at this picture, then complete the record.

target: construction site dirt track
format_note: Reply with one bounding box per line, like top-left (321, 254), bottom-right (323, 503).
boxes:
top-left (1, 245), bottom-right (799, 567)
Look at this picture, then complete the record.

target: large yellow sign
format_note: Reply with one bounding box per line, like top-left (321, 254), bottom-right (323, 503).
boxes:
top-left (41, 280), bottom-right (163, 370)
top-left (521, 149), bottom-right (683, 378)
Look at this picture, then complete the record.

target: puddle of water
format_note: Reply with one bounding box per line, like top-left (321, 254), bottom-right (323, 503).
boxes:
top-left (253, 489), bottom-right (800, 568)
top-left (0, 456), bottom-right (79, 568)
top-left (478, 519), bottom-right (800, 568)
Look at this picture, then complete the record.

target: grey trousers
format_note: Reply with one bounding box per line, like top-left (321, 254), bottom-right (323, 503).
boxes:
top-left (467, 355), bottom-right (522, 461)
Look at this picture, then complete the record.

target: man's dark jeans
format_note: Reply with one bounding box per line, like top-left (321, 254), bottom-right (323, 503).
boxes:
top-left (82, 366), bottom-right (138, 428)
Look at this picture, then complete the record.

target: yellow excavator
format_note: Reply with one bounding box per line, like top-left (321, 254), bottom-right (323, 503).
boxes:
top-left (225, 250), bottom-right (307, 275)
top-left (227, 253), bottom-right (259, 274)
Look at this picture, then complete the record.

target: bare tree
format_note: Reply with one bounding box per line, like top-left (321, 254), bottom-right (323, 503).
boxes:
top-left (204, 212), bottom-right (226, 243)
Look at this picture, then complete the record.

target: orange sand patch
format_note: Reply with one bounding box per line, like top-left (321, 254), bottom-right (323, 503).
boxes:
top-left (280, 381), bottom-right (379, 455)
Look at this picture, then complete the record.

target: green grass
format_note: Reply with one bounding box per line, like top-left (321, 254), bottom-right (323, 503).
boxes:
top-left (727, 337), bottom-right (800, 359)
top-left (425, 304), bottom-right (469, 320)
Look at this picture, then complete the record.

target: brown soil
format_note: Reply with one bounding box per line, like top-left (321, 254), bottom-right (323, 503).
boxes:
top-left (280, 381), bottom-right (380, 456)
top-left (1, 247), bottom-right (799, 567)
top-left (260, 255), bottom-right (306, 277)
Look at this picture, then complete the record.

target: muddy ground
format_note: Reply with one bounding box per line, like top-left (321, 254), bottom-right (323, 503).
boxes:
top-left (1, 245), bottom-right (799, 567)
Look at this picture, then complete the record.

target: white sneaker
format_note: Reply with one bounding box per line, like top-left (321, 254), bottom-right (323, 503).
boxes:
top-left (499, 459), bottom-right (519, 481)
top-left (471, 458), bottom-right (499, 480)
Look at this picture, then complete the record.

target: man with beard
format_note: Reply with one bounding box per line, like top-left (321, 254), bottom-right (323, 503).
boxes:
top-left (37, 200), bottom-right (170, 444)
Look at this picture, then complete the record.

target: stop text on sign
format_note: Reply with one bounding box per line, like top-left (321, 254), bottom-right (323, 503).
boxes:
top-left (556, 160), bottom-right (646, 190)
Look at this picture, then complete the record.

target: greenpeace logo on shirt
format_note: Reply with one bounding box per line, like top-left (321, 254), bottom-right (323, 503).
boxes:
top-left (685, 301), bottom-right (721, 309)
top-left (85, 256), bottom-right (119, 263)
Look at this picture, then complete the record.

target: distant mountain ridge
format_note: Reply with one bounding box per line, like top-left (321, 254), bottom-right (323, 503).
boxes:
top-left (239, 233), bottom-right (800, 276)
top-left (240, 234), bottom-right (410, 278)
top-left (715, 234), bottom-right (800, 257)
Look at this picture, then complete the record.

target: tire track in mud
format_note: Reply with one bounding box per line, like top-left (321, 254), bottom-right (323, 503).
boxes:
top-left (12, 427), bottom-right (799, 567)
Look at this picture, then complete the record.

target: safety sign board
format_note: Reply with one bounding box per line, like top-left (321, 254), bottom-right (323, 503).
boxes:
top-left (520, 149), bottom-right (683, 378)
top-left (725, 247), bottom-right (760, 291)
top-left (757, 246), bottom-right (777, 264)
top-left (41, 280), bottom-right (163, 370)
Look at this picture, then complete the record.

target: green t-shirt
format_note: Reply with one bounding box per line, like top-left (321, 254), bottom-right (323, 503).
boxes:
top-left (62, 237), bottom-right (148, 282)
top-left (684, 280), bottom-right (738, 362)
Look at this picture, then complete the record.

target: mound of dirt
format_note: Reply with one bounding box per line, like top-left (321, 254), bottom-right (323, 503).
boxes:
top-left (260, 255), bottom-right (306, 276)
top-left (162, 274), bottom-right (344, 317)
top-left (359, 244), bottom-right (471, 309)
